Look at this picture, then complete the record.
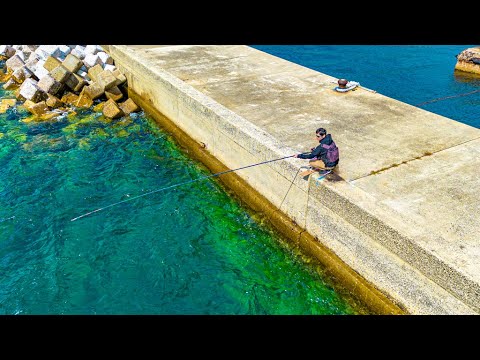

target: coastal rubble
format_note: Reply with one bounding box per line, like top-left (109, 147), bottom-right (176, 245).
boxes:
top-left (0, 44), bottom-right (140, 120)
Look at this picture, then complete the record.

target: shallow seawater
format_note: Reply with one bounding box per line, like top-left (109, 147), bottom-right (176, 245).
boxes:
top-left (252, 45), bottom-right (480, 128)
top-left (0, 82), bottom-right (366, 315)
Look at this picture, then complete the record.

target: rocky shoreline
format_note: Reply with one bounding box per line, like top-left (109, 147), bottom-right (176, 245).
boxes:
top-left (0, 45), bottom-right (140, 120)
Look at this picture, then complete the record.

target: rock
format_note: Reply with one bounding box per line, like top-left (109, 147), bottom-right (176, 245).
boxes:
top-left (102, 99), bottom-right (124, 119)
top-left (76, 88), bottom-right (94, 108)
top-left (37, 45), bottom-right (61, 59)
top-left (119, 98), bottom-right (140, 115)
top-left (37, 74), bottom-right (63, 95)
top-left (25, 54), bottom-right (41, 72)
top-left (2, 78), bottom-right (17, 90)
top-left (65, 72), bottom-right (87, 92)
top-left (97, 51), bottom-right (114, 65)
top-left (58, 45), bottom-right (71, 58)
top-left (62, 54), bottom-right (83, 73)
top-left (87, 64), bottom-right (103, 82)
top-left (112, 69), bottom-right (127, 86)
top-left (12, 67), bottom-right (29, 83)
top-left (6, 55), bottom-right (25, 72)
top-left (15, 50), bottom-right (26, 61)
top-left (50, 65), bottom-right (71, 83)
top-left (103, 64), bottom-right (116, 72)
top-left (93, 101), bottom-right (105, 112)
top-left (60, 92), bottom-right (79, 106)
top-left (0, 99), bottom-right (16, 113)
top-left (83, 82), bottom-right (104, 100)
top-left (22, 45), bottom-right (38, 54)
top-left (105, 86), bottom-right (123, 102)
top-left (71, 47), bottom-right (86, 60)
top-left (34, 65), bottom-right (49, 81)
top-left (15, 88), bottom-right (26, 101)
top-left (45, 94), bottom-right (64, 108)
top-left (83, 53), bottom-right (102, 68)
top-left (43, 56), bottom-right (62, 72)
top-left (97, 70), bottom-right (117, 90)
top-left (24, 100), bottom-right (48, 116)
top-left (76, 70), bottom-right (89, 81)
top-left (85, 45), bottom-right (99, 55)
top-left (455, 47), bottom-right (480, 75)
top-left (19, 78), bottom-right (47, 103)
top-left (0, 45), bottom-right (16, 58)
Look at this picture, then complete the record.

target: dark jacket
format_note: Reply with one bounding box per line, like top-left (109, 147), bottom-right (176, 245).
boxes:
top-left (298, 134), bottom-right (339, 167)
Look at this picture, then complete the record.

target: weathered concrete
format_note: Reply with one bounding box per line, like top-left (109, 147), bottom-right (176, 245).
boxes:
top-left (106, 45), bottom-right (480, 314)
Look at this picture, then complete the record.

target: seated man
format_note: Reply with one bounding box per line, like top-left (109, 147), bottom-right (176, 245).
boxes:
top-left (294, 127), bottom-right (339, 177)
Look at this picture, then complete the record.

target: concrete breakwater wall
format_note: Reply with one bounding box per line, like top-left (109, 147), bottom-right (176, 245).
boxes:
top-left (105, 45), bottom-right (480, 315)
top-left (0, 45), bottom-right (140, 119)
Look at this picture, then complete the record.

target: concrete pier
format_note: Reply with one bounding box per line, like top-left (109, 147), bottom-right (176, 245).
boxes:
top-left (105, 45), bottom-right (480, 314)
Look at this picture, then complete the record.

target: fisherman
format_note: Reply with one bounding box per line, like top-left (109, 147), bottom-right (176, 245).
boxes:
top-left (294, 127), bottom-right (339, 175)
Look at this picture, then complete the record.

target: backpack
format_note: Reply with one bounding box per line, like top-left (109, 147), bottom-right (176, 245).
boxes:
top-left (321, 141), bottom-right (339, 164)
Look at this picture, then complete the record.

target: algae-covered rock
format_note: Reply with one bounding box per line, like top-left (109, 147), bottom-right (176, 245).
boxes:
top-left (93, 101), bottom-right (105, 113)
top-left (116, 129), bottom-right (129, 137)
top-left (78, 138), bottom-right (91, 150)
top-left (2, 78), bottom-right (17, 91)
top-left (0, 99), bottom-right (17, 113)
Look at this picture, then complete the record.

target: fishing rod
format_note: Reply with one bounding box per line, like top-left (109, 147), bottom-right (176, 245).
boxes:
top-left (70, 152), bottom-right (308, 222)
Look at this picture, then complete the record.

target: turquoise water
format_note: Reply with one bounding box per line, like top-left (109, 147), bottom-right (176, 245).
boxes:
top-left (252, 45), bottom-right (480, 128)
top-left (0, 81), bottom-right (363, 314)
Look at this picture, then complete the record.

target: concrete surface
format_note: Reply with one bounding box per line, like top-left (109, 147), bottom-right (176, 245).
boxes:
top-left (106, 45), bottom-right (480, 314)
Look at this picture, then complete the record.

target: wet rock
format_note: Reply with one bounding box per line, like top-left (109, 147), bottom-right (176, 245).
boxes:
top-left (60, 92), bottom-right (79, 106)
top-left (0, 99), bottom-right (16, 113)
top-left (93, 101), bottom-right (105, 112)
top-left (43, 56), bottom-right (62, 72)
top-left (50, 65), bottom-right (71, 83)
top-left (6, 55), bottom-right (25, 72)
top-left (62, 54), bottom-right (83, 73)
top-left (45, 94), bottom-right (64, 108)
top-left (37, 74), bottom-right (63, 96)
top-left (24, 100), bottom-right (48, 116)
top-left (105, 85), bottom-right (123, 102)
top-left (103, 99), bottom-right (124, 119)
top-left (76, 88), bottom-right (94, 108)
top-left (119, 98), bottom-right (139, 115)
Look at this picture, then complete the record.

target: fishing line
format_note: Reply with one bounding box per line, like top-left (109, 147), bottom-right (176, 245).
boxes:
top-left (70, 153), bottom-right (304, 222)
